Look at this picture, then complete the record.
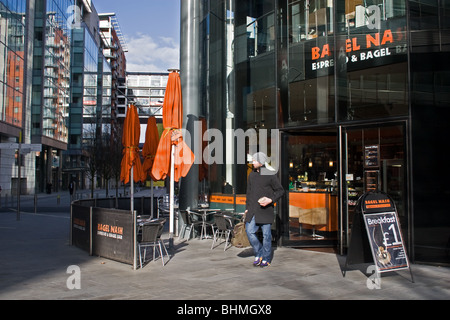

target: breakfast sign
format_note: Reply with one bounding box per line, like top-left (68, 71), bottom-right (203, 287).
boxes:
top-left (344, 192), bottom-right (414, 282)
top-left (305, 27), bottom-right (407, 78)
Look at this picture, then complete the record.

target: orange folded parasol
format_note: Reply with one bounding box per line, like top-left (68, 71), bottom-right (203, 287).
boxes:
top-left (120, 104), bottom-right (145, 184)
top-left (142, 116), bottom-right (160, 181)
top-left (151, 71), bottom-right (194, 182)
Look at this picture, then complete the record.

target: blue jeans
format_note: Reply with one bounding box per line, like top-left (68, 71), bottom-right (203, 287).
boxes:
top-left (245, 216), bottom-right (272, 262)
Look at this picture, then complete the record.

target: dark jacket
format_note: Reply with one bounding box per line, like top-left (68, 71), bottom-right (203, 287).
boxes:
top-left (245, 167), bottom-right (285, 224)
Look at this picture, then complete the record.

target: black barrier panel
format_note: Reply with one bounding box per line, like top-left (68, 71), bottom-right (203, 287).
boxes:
top-left (117, 198), bottom-right (131, 210)
top-left (71, 197), bottom-right (158, 267)
top-left (91, 207), bottom-right (135, 265)
top-left (78, 199), bottom-right (95, 208)
top-left (95, 198), bottom-right (116, 209)
top-left (71, 204), bottom-right (91, 253)
top-left (113, 197), bottom-right (158, 216)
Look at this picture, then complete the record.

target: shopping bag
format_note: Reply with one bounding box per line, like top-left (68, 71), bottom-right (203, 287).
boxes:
top-left (231, 222), bottom-right (250, 248)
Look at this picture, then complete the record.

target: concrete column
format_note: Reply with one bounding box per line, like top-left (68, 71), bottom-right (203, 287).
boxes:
top-left (179, 0), bottom-right (200, 210)
top-left (46, 147), bottom-right (53, 193)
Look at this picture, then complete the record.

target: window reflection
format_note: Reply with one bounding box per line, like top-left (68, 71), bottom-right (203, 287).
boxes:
top-left (247, 12), bottom-right (275, 57)
top-left (0, 3), bottom-right (25, 127)
top-left (286, 0), bottom-right (409, 126)
top-left (289, 0), bottom-right (334, 43)
top-left (37, 0), bottom-right (73, 142)
top-left (337, 0), bottom-right (408, 121)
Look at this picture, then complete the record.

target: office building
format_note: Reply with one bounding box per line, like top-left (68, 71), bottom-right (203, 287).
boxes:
top-left (125, 72), bottom-right (168, 120)
top-left (0, 0), bottom-right (125, 195)
top-left (0, 0), bottom-right (30, 195)
top-left (180, 0), bottom-right (450, 265)
top-left (99, 13), bottom-right (127, 145)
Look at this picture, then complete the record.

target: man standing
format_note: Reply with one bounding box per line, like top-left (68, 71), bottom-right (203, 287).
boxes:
top-left (68, 180), bottom-right (75, 201)
top-left (245, 152), bottom-right (284, 268)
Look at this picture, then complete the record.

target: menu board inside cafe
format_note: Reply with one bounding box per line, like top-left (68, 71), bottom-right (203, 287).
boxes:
top-left (365, 145), bottom-right (379, 168)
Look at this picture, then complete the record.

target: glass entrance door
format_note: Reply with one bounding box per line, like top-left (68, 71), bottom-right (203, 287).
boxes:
top-left (283, 130), bottom-right (338, 247)
top-left (281, 124), bottom-right (408, 251)
top-left (341, 124), bottom-right (409, 251)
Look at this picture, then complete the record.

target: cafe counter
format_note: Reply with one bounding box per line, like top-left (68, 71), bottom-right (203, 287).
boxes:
top-left (289, 190), bottom-right (338, 232)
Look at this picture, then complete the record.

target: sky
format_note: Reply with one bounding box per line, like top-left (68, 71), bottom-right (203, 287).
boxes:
top-left (93, 0), bottom-right (180, 72)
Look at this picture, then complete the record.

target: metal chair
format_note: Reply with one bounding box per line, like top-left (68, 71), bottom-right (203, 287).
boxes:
top-left (179, 210), bottom-right (203, 240)
top-left (211, 213), bottom-right (234, 251)
top-left (157, 194), bottom-right (170, 218)
top-left (157, 194), bottom-right (179, 218)
top-left (138, 220), bottom-right (170, 268)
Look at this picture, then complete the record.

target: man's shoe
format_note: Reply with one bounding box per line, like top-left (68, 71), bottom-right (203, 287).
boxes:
top-left (260, 261), bottom-right (270, 268)
top-left (253, 257), bottom-right (262, 267)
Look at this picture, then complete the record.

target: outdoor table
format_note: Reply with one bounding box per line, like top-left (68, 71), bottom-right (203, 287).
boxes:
top-left (192, 208), bottom-right (220, 239)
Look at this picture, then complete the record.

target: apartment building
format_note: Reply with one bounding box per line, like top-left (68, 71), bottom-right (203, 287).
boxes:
top-left (99, 13), bottom-right (127, 146)
top-left (125, 72), bottom-right (168, 120)
top-left (0, 0), bottom-right (29, 195)
top-left (0, 0), bottom-right (126, 195)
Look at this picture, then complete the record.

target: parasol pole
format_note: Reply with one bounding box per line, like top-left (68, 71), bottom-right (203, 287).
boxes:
top-left (169, 143), bottom-right (175, 249)
top-left (151, 180), bottom-right (154, 218)
top-left (131, 165), bottom-right (137, 270)
top-left (131, 166), bottom-right (134, 213)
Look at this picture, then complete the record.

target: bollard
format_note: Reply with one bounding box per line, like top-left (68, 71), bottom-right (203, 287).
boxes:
top-left (34, 194), bottom-right (37, 213)
top-left (57, 195), bottom-right (60, 205)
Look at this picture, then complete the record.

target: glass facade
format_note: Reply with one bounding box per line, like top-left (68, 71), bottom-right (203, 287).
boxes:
top-left (64, 23), bottom-right (107, 191)
top-left (197, 0), bottom-right (450, 265)
top-left (69, 27), bottom-right (99, 150)
top-left (126, 72), bottom-right (168, 118)
top-left (100, 57), bottom-right (112, 143)
top-left (285, 0), bottom-right (409, 125)
top-left (0, 0), bottom-right (26, 128)
top-left (409, 0), bottom-right (450, 264)
top-left (81, 29), bottom-right (99, 147)
top-left (32, 0), bottom-right (72, 142)
top-left (0, 1), bottom-right (122, 194)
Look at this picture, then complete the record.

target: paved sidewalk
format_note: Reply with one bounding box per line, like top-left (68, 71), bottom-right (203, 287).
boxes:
top-left (1, 190), bottom-right (450, 302)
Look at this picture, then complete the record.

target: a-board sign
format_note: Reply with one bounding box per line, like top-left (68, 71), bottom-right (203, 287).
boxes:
top-left (345, 192), bottom-right (413, 280)
top-left (363, 211), bottom-right (409, 272)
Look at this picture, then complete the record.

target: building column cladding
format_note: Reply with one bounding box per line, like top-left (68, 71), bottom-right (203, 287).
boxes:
top-left (179, 0), bottom-right (200, 210)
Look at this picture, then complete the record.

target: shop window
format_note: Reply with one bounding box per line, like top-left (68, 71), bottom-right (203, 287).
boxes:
top-left (334, 0), bottom-right (409, 121)
top-left (288, 0), bottom-right (333, 44)
top-left (342, 63), bottom-right (408, 120)
top-left (288, 75), bottom-right (335, 125)
top-left (247, 13), bottom-right (275, 58)
top-left (285, 131), bottom-right (338, 244)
